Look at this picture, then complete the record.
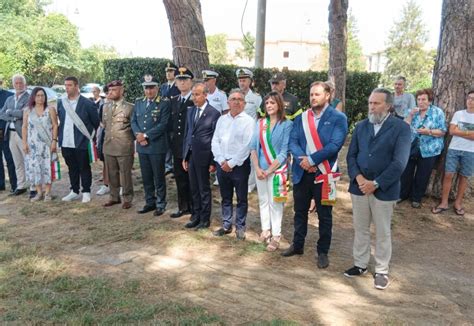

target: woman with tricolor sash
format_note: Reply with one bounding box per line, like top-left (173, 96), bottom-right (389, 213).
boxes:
top-left (21, 87), bottom-right (59, 202)
top-left (250, 92), bottom-right (293, 251)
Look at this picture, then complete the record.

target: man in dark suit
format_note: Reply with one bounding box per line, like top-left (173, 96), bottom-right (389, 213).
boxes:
top-left (0, 74), bottom-right (30, 196)
top-left (283, 81), bottom-right (348, 269)
top-left (182, 83), bottom-right (221, 230)
top-left (169, 67), bottom-right (194, 218)
top-left (132, 74), bottom-right (171, 216)
top-left (344, 88), bottom-right (410, 290)
top-left (0, 77), bottom-right (16, 193)
top-left (58, 76), bottom-right (100, 203)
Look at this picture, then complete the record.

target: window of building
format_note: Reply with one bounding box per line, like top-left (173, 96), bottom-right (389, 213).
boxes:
top-left (283, 51), bottom-right (289, 58)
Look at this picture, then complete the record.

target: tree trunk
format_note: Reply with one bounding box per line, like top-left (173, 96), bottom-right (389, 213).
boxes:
top-left (163, 0), bottom-right (209, 76)
top-left (327, 0), bottom-right (348, 111)
top-left (430, 0), bottom-right (474, 198)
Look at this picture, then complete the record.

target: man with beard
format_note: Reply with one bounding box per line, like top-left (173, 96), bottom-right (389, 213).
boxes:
top-left (344, 88), bottom-right (410, 290)
top-left (283, 81), bottom-right (348, 269)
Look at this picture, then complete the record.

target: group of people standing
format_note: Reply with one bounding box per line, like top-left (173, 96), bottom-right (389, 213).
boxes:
top-left (0, 68), bottom-right (472, 291)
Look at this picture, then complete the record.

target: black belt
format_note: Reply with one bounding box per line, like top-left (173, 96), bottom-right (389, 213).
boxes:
top-left (9, 128), bottom-right (16, 131)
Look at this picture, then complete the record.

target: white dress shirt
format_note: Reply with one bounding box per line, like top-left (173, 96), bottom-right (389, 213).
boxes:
top-left (211, 110), bottom-right (254, 168)
top-left (207, 87), bottom-right (228, 113)
top-left (62, 97), bottom-right (79, 148)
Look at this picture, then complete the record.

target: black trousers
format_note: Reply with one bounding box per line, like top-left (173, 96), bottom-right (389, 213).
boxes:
top-left (188, 153), bottom-right (212, 224)
top-left (173, 156), bottom-right (192, 212)
top-left (62, 147), bottom-right (92, 193)
top-left (292, 172), bottom-right (333, 255)
top-left (138, 153), bottom-right (166, 209)
top-left (400, 153), bottom-right (438, 202)
top-left (0, 138), bottom-right (17, 190)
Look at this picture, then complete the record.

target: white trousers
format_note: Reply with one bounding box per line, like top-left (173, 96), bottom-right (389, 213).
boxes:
top-left (351, 194), bottom-right (396, 274)
top-left (9, 131), bottom-right (26, 189)
top-left (256, 174), bottom-right (284, 236)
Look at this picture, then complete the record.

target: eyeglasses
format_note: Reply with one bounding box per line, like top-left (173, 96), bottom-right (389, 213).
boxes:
top-left (229, 98), bottom-right (245, 102)
top-left (467, 96), bottom-right (474, 101)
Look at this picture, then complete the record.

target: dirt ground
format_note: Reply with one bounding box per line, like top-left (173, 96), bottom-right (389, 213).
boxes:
top-left (1, 145), bottom-right (473, 325)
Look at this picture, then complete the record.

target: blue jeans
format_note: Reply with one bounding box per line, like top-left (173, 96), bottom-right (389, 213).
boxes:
top-left (216, 159), bottom-right (250, 231)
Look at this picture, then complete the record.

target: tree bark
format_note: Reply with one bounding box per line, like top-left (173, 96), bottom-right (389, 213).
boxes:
top-left (163, 0), bottom-right (209, 76)
top-left (430, 0), bottom-right (474, 198)
top-left (327, 0), bottom-right (348, 111)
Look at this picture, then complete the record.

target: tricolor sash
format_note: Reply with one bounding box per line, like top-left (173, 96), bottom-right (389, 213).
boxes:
top-left (61, 96), bottom-right (98, 163)
top-left (259, 117), bottom-right (288, 203)
top-left (301, 110), bottom-right (341, 206)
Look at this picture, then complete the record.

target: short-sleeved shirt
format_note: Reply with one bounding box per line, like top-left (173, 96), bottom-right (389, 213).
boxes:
top-left (408, 105), bottom-right (446, 158)
top-left (394, 93), bottom-right (416, 118)
top-left (449, 110), bottom-right (474, 153)
top-left (207, 88), bottom-right (228, 113)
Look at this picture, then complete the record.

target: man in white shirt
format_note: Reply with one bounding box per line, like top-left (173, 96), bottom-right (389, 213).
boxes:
top-left (433, 89), bottom-right (474, 216)
top-left (211, 89), bottom-right (254, 240)
top-left (202, 70), bottom-right (228, 114)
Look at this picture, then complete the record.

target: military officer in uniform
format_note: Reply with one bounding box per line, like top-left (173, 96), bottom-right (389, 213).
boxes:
top-left (160, 62), bottom-right (180, 99)
top-left (202, 70), bottom-right (228, 114)
top-left (169, 66), bottom-right (194, 218)
top-left (269, 72), bottom-right (300, 120)
top-left (236, 68), bottom-right (262, 192)
top-left (102, 80), bottom-right (135, 209)
top-left (131, 74), bottom-right (171, 216)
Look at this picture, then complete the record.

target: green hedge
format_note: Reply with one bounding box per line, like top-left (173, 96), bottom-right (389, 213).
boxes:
top-left (104, 58), bottom-right (380, 127)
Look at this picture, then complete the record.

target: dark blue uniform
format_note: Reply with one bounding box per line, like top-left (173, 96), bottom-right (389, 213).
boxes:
top-left (131, 96), bottom-right (171, 210)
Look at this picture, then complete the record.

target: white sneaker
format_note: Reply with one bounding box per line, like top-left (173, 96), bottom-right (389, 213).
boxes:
top-left (82, 192), bottom-right (91, 203)
top-left (62, 191), bottom-right (80, 202)
top-left (96, 185), bottom-right (110, 196)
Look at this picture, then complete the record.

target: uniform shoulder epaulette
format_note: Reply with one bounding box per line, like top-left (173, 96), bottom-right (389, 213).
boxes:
top-left (154, 96), bottom-right (161, 103)
top-left (161, 97), bottom-right (170, 101)
top-left (218, 89), bottom-right (226, 94)
top-left (170, 95), bottom-right (180, 100)
top-left (254, 92), bottom-right (260, 96)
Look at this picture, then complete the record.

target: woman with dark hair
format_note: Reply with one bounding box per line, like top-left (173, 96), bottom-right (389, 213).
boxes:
top-left (250, 91), bottom-right (293, 251)
top-left (21, 87), bottom-right (59, 201)
top-left (400, 88), bottom-right (446, 208)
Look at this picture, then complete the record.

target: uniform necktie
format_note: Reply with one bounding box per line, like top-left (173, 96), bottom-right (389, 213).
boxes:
top-left (193, 107), bottom-right (201, 127)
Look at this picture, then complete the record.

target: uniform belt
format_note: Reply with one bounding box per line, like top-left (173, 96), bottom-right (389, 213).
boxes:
top-left (9, 128), bottom-right (16, 131)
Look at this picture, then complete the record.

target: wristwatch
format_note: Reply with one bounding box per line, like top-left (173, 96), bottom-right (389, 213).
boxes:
top-left (373, 180), bottom-right (379, 189)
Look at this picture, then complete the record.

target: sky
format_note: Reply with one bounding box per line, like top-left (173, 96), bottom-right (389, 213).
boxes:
top-left (45, 0), bottom-right (442, 59)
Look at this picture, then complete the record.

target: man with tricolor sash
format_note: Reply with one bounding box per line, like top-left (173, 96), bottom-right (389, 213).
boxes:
top-left (58, 76), bottom-right (100, 203)
top-left (282, 81), bottom-right (348, 270)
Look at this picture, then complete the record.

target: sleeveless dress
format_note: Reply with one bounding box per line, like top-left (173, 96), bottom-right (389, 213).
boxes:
top-left (25, 107), bottom-right (53, 185)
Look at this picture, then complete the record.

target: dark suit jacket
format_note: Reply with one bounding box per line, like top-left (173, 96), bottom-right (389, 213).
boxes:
top-left (160, 82), bottom-right (180, 99)
top-left (131, 96), bottom-right (171, 155)
top-left (289, 106), bottom-right (348, 185)
top-left (169, 95), bottom-right (194, 159)
top-left (0, 89), bottom-right (14, 140)
top-left (347, 116), bottom-right (411, 201)
top-left (183, 103), bottom-right (221, 166)
top-left (0, 91), bottom-right (29, 139)
top-left (57, 95), bottom-right (100, 150)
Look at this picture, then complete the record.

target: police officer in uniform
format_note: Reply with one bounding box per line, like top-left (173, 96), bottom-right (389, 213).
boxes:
top-left (131, 74), bottom-right (171, 216)
top-left (202, 70), bottom-right (228, 114)
top-left (169, 66), bottom-right (194, 218)
top-left (236, 68), bottom-right (262, 192)
top-left (102, 80), bottom-right (135, 209)
top-left (269, 72), bottom-right (300, 120)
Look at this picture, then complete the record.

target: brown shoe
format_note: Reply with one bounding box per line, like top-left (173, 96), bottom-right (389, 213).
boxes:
top-left (122, 202), bottom-right (132, 209)
top-left (103, 200), bottom-right (121, 207)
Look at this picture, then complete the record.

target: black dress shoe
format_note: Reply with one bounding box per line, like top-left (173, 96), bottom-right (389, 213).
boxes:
top-left (29, 190), bottom-right (38, 199)
top-left (153, 208), bottom-right (165, 216)
top-left (317, 253), bottom-right (329, 269)
top-left (138, 205), bottom-right (156, 214)
top-left (185, 219), bottom-right (200, 228)
top-left (281, 245), bottom-right (304, 257)
top-left (11, 188), bottom-right (27, 196)
top-left (170, 209), bottom-right (190, 218)
top-left (195, 221), bottom-right (210, 231)
top-left (212, 227), bottom-right (232, 236)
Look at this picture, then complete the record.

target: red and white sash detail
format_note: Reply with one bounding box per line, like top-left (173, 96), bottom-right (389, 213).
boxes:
top-left (301, 110), bottom-right (341, 206)
top-left (259, 118), bottom-right (288, 203)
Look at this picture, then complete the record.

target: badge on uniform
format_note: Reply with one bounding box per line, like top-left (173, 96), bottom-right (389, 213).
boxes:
top-left (151, 109), bottom-right (160, 122)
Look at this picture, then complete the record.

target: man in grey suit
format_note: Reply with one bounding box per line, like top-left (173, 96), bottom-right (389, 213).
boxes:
top-left (0, 74), bottom-right (30, 196)
top-left (131, 74), bottom-right (171, 216)
top-left (344, 88), bottom-right (411, 290)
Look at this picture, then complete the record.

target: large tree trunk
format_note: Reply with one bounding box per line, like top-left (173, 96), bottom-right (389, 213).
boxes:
top-left (430, 0), bottom-right (474, 198)
top-left (327, 0), bottom-right (348, 111)
top-left (163, 0), bottom-right (209, 76)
